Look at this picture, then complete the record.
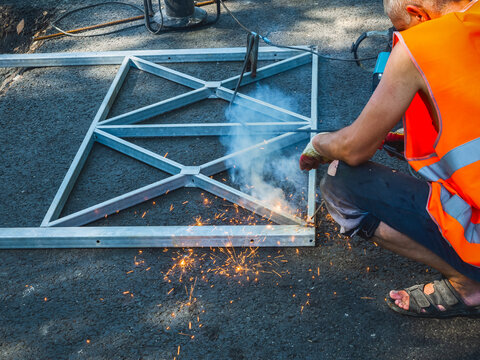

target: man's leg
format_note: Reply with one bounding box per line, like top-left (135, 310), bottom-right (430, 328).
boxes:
top-left (322, 160), bottom-right (480, 311)
top-left (373, 221), bottom-right (480, 310)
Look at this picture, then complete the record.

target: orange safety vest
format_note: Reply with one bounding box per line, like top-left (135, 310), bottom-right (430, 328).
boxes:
top-left (393, 0), bottom-right (480, 266)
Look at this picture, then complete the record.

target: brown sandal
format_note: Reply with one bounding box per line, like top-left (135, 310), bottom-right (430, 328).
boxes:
top-left (386, 278), bottom-right (480, 318)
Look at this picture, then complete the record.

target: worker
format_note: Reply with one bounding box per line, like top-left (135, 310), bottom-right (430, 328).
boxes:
top-left (300, 0), bottom-right (480, 318)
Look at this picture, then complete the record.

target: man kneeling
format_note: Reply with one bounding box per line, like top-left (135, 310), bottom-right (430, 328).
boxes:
top-left (300, 0), bottom-right (480, 317)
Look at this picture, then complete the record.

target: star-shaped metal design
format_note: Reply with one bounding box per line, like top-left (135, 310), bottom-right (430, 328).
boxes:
top-left (0, 47), bottom-right (318, 248)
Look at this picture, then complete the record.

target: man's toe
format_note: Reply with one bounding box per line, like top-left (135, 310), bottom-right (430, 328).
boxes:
top-left (390, 290), bottom-right (410, 310)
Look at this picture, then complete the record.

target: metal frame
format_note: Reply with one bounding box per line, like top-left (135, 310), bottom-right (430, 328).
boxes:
top-left (0, 47), bottom-right (318, 248)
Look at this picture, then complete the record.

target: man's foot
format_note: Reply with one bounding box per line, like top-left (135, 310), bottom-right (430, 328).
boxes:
top-left (390, 278), bottom-right (480, 312)
top-left (386, 278), bottom-right (480, 318)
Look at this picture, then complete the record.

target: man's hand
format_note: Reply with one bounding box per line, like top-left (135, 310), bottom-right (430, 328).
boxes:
top-left (299, 135), bottom-right (331, 170)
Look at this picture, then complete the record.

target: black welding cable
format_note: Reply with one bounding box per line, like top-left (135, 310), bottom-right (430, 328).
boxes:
top-left (219, 0), bottom-right (378, 63)
top-left (50, 2), bottom-right (145, 37)
top-left (144, 0), bottom-right (164, 34)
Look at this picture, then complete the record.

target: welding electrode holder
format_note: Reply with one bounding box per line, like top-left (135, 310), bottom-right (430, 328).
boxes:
top-left (246, 32), bottom-right (260, 78)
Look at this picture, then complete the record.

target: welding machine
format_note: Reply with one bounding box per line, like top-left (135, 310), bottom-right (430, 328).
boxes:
top-left (143, 0), bottom-right (220, 33)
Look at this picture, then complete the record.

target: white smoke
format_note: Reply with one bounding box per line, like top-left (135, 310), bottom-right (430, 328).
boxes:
top-left (222, 84), bottom-right (307, 217)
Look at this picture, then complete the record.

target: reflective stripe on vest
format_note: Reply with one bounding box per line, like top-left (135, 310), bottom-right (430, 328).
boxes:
top-left (418, 137), bottom-right (480, 181)
top-left (440, 185), bottom-right (480, 244)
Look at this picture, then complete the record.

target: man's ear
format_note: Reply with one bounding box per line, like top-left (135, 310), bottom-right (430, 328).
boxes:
top-left (405, 5), bottom-right (431, 22)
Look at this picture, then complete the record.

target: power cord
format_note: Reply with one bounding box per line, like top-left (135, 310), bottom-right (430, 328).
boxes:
top-left (219, 0), bottom-right (378, 63)
top-left (144, 0), bottom-right (164, 34)
top-left (50, 2), bottom-right (145, 38)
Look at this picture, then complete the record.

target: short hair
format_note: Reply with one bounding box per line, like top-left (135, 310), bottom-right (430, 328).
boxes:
top-left (383, 0), bottom-right (411, 24)
top-left (383, 0), bottom-right (466, 24)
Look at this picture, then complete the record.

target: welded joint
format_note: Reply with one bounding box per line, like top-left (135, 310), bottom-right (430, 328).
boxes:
top-left (204, 81), bottom-right (221, 89)
top-left (181, 167), bottom-right (201, 186)
top-left (180, 166), bottom-right (201, 175)
top-left (180, 167), bottom-right (201, 187)
top-left (205, 81), bottom-right (221, 99)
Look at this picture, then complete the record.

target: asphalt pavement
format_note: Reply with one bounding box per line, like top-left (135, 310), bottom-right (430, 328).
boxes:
top-left (1, 1), bottom-right (480, 359)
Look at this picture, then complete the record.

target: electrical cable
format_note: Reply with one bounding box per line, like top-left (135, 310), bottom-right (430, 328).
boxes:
top-left (144, 0), bottom-right (164, 34)
top-left (351, 30), bottom-right (389, 71)
top-left (34, 15), bottom-right (145, 41)
top-left (219, 0), bottom-right (378, 63)
top-left (50, 2), bottom-right (145, 38)
top-left (47, 0), bottom-right (220, 39)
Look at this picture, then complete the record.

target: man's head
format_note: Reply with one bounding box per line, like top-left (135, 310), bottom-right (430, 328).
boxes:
top-left (383, 0), bottom-right (472, 30)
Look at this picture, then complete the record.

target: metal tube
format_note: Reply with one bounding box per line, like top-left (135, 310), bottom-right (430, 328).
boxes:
top-left (130, 56), bottom-right (206, 89)
top-left (0, 225), bottom-right (315, 248)
top-left (193, 174), bottom-right (306, 226)
top-left (48, 174), bottom-right (188, 227)
top-left (199, 131), bottom-right (309, 176)
top-left (0, 47), bottom-right (310, 68)
top-left (97, 122), bottom-right (309, 137)
top-left (94, 130), bottom-right (183, 174)
top-left (308, 49), bottom-right (319, 219)
top-left (98, 87), bottom-right (212, 125)
top-left (41, 56), bottom-right (132, 226)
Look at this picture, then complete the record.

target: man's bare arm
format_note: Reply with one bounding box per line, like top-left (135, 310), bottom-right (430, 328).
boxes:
top-left (311, 42), bottom-right (424, 166)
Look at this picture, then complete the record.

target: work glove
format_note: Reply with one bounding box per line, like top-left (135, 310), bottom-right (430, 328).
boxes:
top-left (299, 136), bottom-right (331, 171)
top-left (380, 128), bottom-right (405, 160)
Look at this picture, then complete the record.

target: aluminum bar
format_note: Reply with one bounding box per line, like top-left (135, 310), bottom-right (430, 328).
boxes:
top-left (130, 56), bottom-right (206, 89)
top-left (48, 174), bottom-right (187, 227)
top-left (94, 130), bottom-right (183, 175)
top-left (99, 87), bottom-right (212, 125)
top-left (97, 122), bottom-right (309, 137)
top-left (200, 131), bottom-right (309, 176)
top-left (0, 225), bottom-right (315, 248)
top-left (41, 56), bottom-right (132, 226)
top-left (221, 52), bottom-right (311, 89)
top-left (0, 47), bottom-right (310, 68)
top-left (308, 49), bottom-right (319, 219)
top-left (216, 87), bottom-right (310, 123)
top-left (193, 174), bottom-right (306, 226)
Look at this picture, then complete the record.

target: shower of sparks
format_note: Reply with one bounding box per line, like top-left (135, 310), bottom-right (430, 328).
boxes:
top-left (117, 171), bottom-right (329, 350)
top-left (208, 247), bottom-right (287, 279)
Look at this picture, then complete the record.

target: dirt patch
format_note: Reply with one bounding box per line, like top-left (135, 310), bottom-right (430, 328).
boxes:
top-left (0, 6), bottom-right (53, 54)
top-left (0, 5), bottom-right (55, 95)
